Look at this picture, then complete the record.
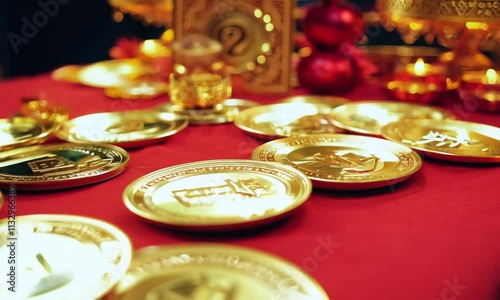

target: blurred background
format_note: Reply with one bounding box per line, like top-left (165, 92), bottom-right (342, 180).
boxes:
top-left (0, 0), bottom-right (491, 80)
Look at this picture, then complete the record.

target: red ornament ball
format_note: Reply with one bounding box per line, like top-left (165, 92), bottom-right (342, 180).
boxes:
top-left (302, 0), bottom-right (365, 50)
top-left (297, 50), bottom-right (358, 94)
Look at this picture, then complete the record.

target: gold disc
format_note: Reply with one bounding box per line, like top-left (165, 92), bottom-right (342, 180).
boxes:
top-left (0, 117), bottom-right (54, 151)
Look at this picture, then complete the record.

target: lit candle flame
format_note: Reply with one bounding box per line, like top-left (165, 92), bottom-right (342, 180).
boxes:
top-left (486, 69), bottom-right (498, 85)
top-left (414, 58), bottom-right (426, 77)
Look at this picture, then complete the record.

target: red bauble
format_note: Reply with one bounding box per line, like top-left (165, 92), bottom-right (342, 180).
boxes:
top-left (297, 50), bottom-right (358, 94)
top-left (302, 0), bottom-right (364, 50)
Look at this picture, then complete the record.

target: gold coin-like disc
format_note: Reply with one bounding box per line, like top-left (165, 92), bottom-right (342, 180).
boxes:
top-left (156, 98), bottom-right (259, 125)
top-left (0, 143), bottom-right (129, 190)
top-left (381, 119), bottom-right (500, 163)
top-left (234, 103), bottom-right (344, 140)
top-left (56, 110), bottom-right (188, 148)
top-left (0, 214), bottom-right (132, 300)
top-left (331, 101), bottom-right (455, 136)
top-left (252, 134), bottom-right (422, 190)
top-left (106, 243), bottom-right (329, 300)
top-left (0, 117), bottom-right (54, 151)
top-left (123, 159), bottom-right (312, 231)
top-left (77, 58), bottom-right (148, 88)
top-left (281, 95), bottom-right (349, 107)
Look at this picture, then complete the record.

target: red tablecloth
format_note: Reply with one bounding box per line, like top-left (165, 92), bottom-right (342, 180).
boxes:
top-left (1, 73), bottom-right (499, 300)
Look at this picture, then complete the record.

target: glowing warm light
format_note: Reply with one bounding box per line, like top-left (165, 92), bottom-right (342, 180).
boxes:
top-left (257, 55), bottom-right (266, 64)
top-left (266, 23), bottom-right (274, 32)
top-left (254, 9), bottom-right (263, 18)
top-left (263, 14), bottom-right (271, 23)
top-left (261, 43), bottom-right (270, 53)
top-left (485, 69), bottom-right (498, 84)
top-left (413, 58), bottom-right (427, 77)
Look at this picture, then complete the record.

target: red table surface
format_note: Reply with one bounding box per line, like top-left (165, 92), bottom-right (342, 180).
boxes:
top-left (1, 73), bottom-right (499, 300)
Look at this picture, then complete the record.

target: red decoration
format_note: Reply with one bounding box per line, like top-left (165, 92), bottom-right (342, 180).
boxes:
top-left (302, 0), bottom-right (365, 51)
top-left (109, 37), bottom-right (142, 59)
top-left (297, 50), bottom-right (358, 94)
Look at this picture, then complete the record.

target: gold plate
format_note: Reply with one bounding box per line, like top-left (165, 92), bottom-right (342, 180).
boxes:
top-left (123, 159), bottom-right (312, 231)
top-left (156, 99), bottom-right (259, 125)
top-left (0, 117), bottom-right (54, 151)
top-left (56, 110), bottom-right (188, 148)
top-left (19, 100), bottom-right (69, 125)
top-left (77, 59), bottom-right (148, 88)
top-left (252, 134), bottom-right (422, 190)
top-left (381, 119), bottom-right (500, 163)
top-left (234, 103), bottom-right (344, 140)
top-left (106, 243), bottom-right (329, 300)
top-left (281, 95), bottom-right (349, 107)
top-left (0, 143), bottom-right (129, 190)
top-left (331, 101), bottom-right (454, 136)
top-left (0, 214), bottom-right (132, 299)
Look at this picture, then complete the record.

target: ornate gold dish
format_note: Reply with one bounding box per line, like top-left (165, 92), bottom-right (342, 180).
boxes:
top-left (252, 134), bottom-right (422, 190)
top-left (157, 99), bottom-right (259, 125)
top-left (381, 119), bottom-right (500, 163)
top-left (0, 117), bottom-right (55, 151)
top-left (376, 0), bottom-right (500, 71)
top-left (330, 101), bottom-right (455, 136)
top-left (56, 110), bottom-right (187, 148)
top-left (123, 159), bottom-right (312, 231)
top-left (0, 214), bottom-right (132, 300)
top-left (234, 103), bottom-right (344, 140)
top-left (0, 143), bottom-right (129, 190)
top-left (73, 59), bottom-right (149, 88)
top-left (106, 243), bottom-right (329, 299)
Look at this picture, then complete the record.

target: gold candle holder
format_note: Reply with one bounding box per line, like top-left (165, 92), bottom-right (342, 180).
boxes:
top-left (459, 68), bottom-right (500, 113)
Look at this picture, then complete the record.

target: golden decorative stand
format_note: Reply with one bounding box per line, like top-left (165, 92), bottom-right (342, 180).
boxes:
top-left (376, 0), bottom-right (500, 71)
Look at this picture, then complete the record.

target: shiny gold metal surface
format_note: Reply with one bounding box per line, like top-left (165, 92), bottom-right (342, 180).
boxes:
top-left (381, 119), bottom-right (500, 163)
top-left (157, 99), bottom-right (259, 125)
top-left (56, 110), bottom-right (187, 148)
top-left (106, 243), bottom-right (329, 300)
top-left (234, 103), bottom-right (344, 140)
top-left (281, 95), bottom-right (350, 107)
top-left (104, 81), bottom-right (169, 100)
top-left (51, 65), bottom-right (84, 83)
top-left (252, 134), bottom-right (422, 190)
top-left (0, 214), bottom-right (132, 300)
top-left (20, 100), bottom-right (69, 125)
top-left (0, 117), bottom-right (54, 151)
top-left (108, 0), bottom-right (173, 27)
top-left (77, 59), bottom-right (149, 88)
top-left (123, 159), bottom-right (312, 231)
top-left (331, 101), bottom-right (454, 136)
top-left (0, 143), bottom-right (129, 190)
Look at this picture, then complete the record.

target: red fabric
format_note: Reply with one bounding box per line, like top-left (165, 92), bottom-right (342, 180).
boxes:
top-left (1, 73), bottom-right (499, 300)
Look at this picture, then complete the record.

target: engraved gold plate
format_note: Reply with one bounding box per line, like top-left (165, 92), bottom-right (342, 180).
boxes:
top-left (0, 117), bottom-right (54, 151)
top-left (234, 103), bottom-right (344, 140)
top-left (0, 214), bottom-right (132, 300)
top-left (156, 99), bottom-right (259, 125)
top-left (77, 59), bottom-right (149, 88)
top-left (281, 95), bottom-right (350, 107)
top-left (106, 243), bottom-right (329, 300)
top-left (0, 143), bottom-right (129, 190)
top-left (123, 159), bottom-right (312, 231)
top-left (174, 0), bottom-right (295, 93)
top-left (56, 110), bottom-right (188, 148)
top-left (331, 101), bottom-right (455, 136)
top-left (381, 119), bottom-right (500, 163)
top-left (252, 134), bottom-right (422, 190)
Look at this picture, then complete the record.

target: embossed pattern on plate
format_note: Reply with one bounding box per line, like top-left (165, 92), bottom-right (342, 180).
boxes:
top-left (106, 243), bottom-right (329, 300)
top-left (234, 103), bottom-right (344, 140)
top-left (331, 101), bottom-right (454, 136)
top-left (0, 117), bottom-right (54, 151)
top-left (0, 143), bottom-right (129, 190)
top-left (56, 110), bottom-right (188, 148)
top-left (123, 159), bottom-right (312, 231)
top-left (381, 119), bottom-right (500, 163)
top-left (252, 134), bottom-right (422, 190)
top-left (0, 214), bottom-right (132, 300)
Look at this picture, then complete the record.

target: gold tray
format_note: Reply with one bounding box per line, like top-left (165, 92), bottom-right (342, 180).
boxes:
top-left (252, 134), bottom-right (422, 190)
top-left (156, 99), bottom-right (259, 125)
top-left (106, 243), bottom-right (329, 299)
top-left (0, 117), bottom-right (55, 151)
top-left (234, 103), bottom-right (344, 140)
top-left (281, 95), bottom-right (349, 107)
top-left (331, 101), bottom-right (454, 136)
top-left (381, 119), bottom-right (500, 163)
top-left (123, 159), bottom-right (312, 231)
top-left (0, 214), bottom-right (132, 300)
top-left (0, 143), bottom-right (129, 190)
top-left (56, 110), bottom-right (187, 148)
